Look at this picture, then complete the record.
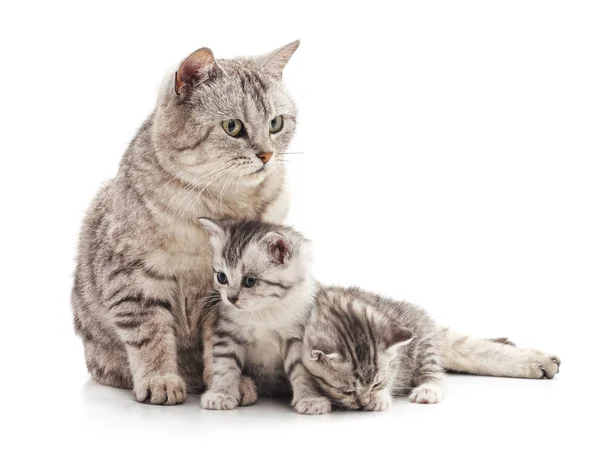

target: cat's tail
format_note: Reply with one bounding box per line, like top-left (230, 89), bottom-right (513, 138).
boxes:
top-left (438, 327), bottom-right (561, 379)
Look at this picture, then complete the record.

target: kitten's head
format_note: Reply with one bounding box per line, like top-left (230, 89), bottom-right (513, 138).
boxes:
top-left (199, 218), bottom-right (312, 312)
top-left (302, 300), bottom-right (413, 409)
top-left (152, 41), bottom-right (299, 189)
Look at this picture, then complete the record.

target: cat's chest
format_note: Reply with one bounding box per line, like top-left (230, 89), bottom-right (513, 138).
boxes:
top-left (240, 327), bottom-right (286, 374)
top-left (147, 222), bottom-right (209, 274)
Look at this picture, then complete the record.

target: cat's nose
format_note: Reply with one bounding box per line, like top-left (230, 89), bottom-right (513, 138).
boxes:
top-left (357, 395), bottom-right (371, 408)
top-left (256, 152), bottom-right (273, 164)
top-left (228, 296), bottom-right (239, 304)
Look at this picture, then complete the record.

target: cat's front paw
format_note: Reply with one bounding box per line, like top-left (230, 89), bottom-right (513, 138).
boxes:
top-left (409, 383), bottom-right (443, 404)
top-left (134, 373), bottom-right (186, 405)
top-left (239, 376), bottom-right (258, 406)
top-left (524, 351), bottom-right (561, 379)
top-left (200, 391), bottom-right (238, 410)
top-left (293, 396), bottom-right (332, 415)
top-left (363, 390), bottom-right (392, 412)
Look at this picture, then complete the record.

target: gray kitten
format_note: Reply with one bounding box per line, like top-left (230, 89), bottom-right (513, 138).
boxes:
top-left (199, 219), bottom-right (322, 413)
top-left (199, 219), bottom-right (561, 414)
top-left (71, 41), bottom-right (299, 404)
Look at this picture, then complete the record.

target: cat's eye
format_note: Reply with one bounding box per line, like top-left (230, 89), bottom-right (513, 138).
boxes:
top-left (242, 276), bottom-right (257, 288)
top-left (222, 119), bottom-right (243, 137)
top-left (342, 390), bottom-right (354, 396)
top-left (269, 115), bottom-right (284, 133)
top-left (216, 272), bottom-right (228, 284)
top-left (372, 381), bottom-right (383, 389)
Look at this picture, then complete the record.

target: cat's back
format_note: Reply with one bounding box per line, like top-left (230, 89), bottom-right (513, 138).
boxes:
top-left (314, 285), bottom-right (437, 336)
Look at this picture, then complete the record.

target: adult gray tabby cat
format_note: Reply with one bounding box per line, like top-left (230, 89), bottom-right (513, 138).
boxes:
top-left (199, 219), bottom-right (561, 414)
top-left (71, 41), bottom-right (300, 404)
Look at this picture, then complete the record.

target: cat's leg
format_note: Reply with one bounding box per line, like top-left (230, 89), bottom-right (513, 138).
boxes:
top-left (238, 375), bottom-right (258, 406)
top-left (200, 327), bottom-right (246, 410)
top-left (363, 387), bottom-right (393, 411)
top-left (201, 313), bottom-right (255, 407)
top-left (73, 297), bottom-right (133, 389)
top-left (284, 338), bottom-right (332, 415)
top-left (83, 332), bottom-right (133, 389)
top-left (106, 269), bottom-right (186, 405)
top-left (409, 340), bottom-right (445, 404)
top-left (439, 328), bottom-right (561, 379)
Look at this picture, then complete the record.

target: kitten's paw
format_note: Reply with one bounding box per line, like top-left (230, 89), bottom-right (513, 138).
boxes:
top-left (409, 383), bottom-right (443, 404)
top-left (238, 376), bottom-right (258, 406)
top-left (134, 373), bottom-right (186, 405)
top-left (524, 351), bottom-right (561, 379)
top-left (293, 396), bottom-right (332, 415)
top-left (200, 391), bottom-right (239, 410)
top-left (363, 390), bottom-right (392, 412)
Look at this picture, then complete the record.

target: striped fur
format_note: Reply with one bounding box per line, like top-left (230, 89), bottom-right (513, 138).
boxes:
top-left (71, 42), bottom-right (300, 404)
top-left (199, 220), bottom-right (561, 414)
top-left (199, 220), bottom-right (327, 413)
top-left (304, 286), bottom-right (445, 409)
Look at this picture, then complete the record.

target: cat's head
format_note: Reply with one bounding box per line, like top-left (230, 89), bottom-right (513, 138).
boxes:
top-left (199, 218), bottom-right (312, 312)
top-left (302, 301), bottom-right (413, 409)
top-left (152, 41), bottom-right (299, 190)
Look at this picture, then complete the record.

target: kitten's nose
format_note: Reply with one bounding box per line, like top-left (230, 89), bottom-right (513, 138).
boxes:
top-left (257, 152), bottom-right (272, 164)
top-left (228, 296), bottom-right (239, 304)
top-left (357, 395), bottom-right (371, 408)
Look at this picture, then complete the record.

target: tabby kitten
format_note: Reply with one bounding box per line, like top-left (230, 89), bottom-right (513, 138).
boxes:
top-left (200, 219), bottom-right (561, 414)
top-left (199, 219), bottom-right (328, 414)
top-left (71, 41), bottom-right (300, 404)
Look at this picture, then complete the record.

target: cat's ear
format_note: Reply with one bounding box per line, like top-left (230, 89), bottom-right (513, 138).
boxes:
top-left (199, 217), bottom-right (225, 249)
top-left (260, 231), bottom-right (292, 265)
top-left (383, 325), bottom-right (413, 354)
top-left (258, 40), bottom-right (300, 79)
top-left (310, 349), bottom-right (341, 363)
top-left (175, 47), bottom-right (220, 95)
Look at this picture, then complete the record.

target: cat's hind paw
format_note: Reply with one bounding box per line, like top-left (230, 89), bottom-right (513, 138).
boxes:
top-left (525, 352), bottom-right (561, 379)
top-left (293, 396), bottom-right (332, 415)
top-left (200, 391), bottom-right (238, 410)
top-left (409, 383), bottom-right (443, 404)
top-left (239, 376), bottom-right (258, 406)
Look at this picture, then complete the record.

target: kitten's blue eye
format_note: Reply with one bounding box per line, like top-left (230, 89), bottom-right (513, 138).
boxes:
top-left (216, 272), bottom-right (228, 284)
top-left (242, 276), bottom-right (257, 288)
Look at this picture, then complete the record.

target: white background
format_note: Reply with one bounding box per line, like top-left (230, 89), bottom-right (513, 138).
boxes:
top-left (1, 1), bottom-right (598, 449)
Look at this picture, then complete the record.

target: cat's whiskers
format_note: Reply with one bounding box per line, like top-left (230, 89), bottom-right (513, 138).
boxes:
top-left (158, 161), bottom-right (227, 192)
top-left (215, 164), bottom-right (241, 215)
top-left (188, 165), bottom-right (237, 217)
top-left (172, 161), bottom-right (233, 217)
top-left (177, 163), bottom-right (235, 219)
top-left (164, 163), bottom-right (228, 217)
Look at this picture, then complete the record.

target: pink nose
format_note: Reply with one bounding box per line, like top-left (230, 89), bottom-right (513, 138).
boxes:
top-left (357, 395), bottom-right (371, 408)
top-left (257, 152), bottom-right (272, 164)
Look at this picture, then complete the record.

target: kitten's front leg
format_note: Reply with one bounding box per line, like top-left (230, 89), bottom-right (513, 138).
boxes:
top-left (409, 341), bottom-right (445, 404)
top-left (284, 338), bottom-right (332, 415)
top-left (363, 387), bottom-right (393, 411)
top-left (409, 382), bottom-right (444, 404)
top-left (200, 329), bottom-right (246, 410)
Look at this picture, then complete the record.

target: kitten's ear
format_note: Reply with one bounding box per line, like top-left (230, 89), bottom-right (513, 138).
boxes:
top-left (175, 47), bottom-right (220, 95)
top-left (260, 231), bottom-right (292, 265)
top-left (199, 217), bottom-right (225, 248)
top-left (383, 326), bottom-right (413, 354)
top-left (310, 349), bottom-right (341, 363)
top-left (259, 40), bottom-right (300, 79)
